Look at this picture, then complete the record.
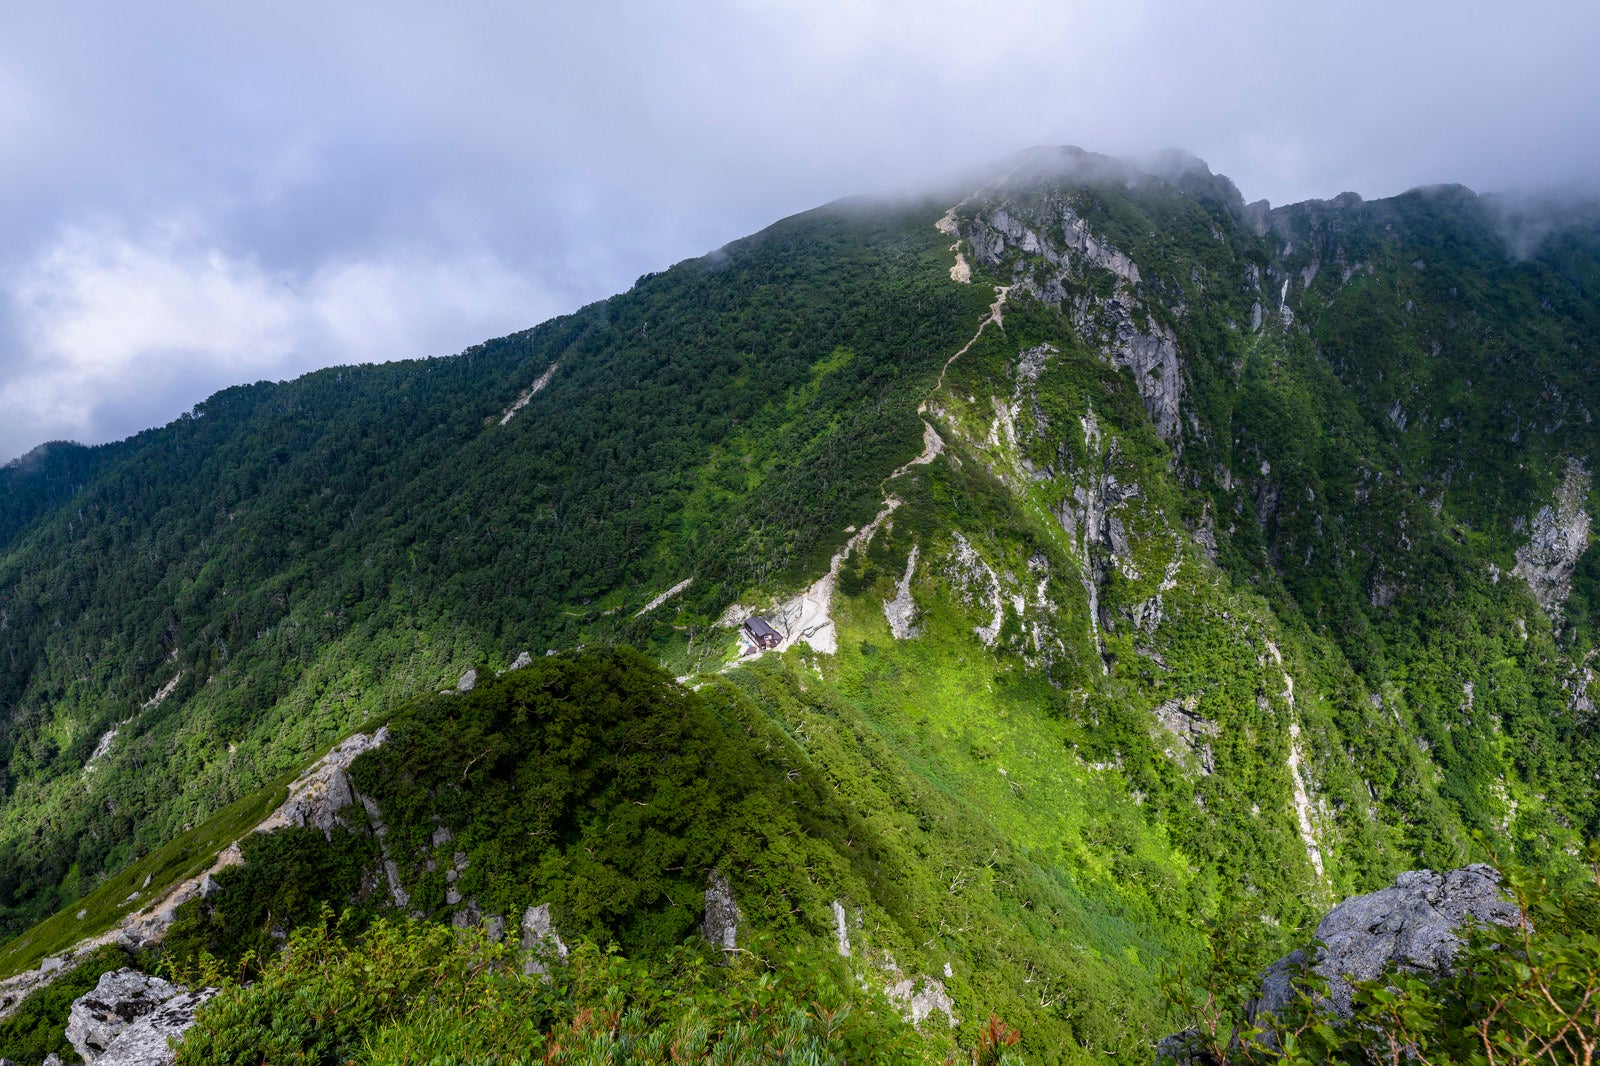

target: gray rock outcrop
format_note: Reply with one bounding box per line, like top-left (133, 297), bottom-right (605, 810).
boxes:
top-left (1154, 697), bottom-right (1219, 775)
top-left (521, 902), bottom-right (570, 976)
top-left (1155, 1030), bottom-right (1213, 1066)
top-left (94, 988), bottom-right (217, 1066)
top-left (1253, 864), bottom-right (1519, 1021)
top-left (255, 727), bottom-right (389, 838)
top-left (961, 188), bottom-right (1184, 448)
top-left (882, 543), bottom-right (922, 639)
top-left (702, 871), bottom-right (742, 952)
top-left (1102, 312), bottom-right (1183, 445)
top-left (67, 969), bottom-right (215, 1064)
top-left (885, 973), bottom-right (958, 1029)
top-left (357, 794), bottom-right (410, 909)
top-left (1157, 865), bottom-right (1520, 1062)
top-left (67, 969), bottom-right (179, 1061)
top-left (831, 900), bottom-right (851, 957)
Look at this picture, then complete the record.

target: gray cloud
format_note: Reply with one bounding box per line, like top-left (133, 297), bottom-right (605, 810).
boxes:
top-left (2, 0), bottom-right (1598, 461)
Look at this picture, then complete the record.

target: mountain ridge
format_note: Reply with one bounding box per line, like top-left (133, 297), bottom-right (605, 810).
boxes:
top-left (3, 146), bottom-right (1600, 1062)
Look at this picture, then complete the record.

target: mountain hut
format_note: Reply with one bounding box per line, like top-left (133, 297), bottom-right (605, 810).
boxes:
top-left (743, 616), bottom-right (782, 650)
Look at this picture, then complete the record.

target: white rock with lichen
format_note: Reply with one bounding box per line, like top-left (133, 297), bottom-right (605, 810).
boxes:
top-left (67, 969), bottom-right (201, 1063)
top-left (885, 973), bottom-right (958, 1029)
top-left (944, 533), bottom-right (1005, 645)
top-left (882, 543), bottom-right (921, 639)
top-left (702, 871), bottom-right (742, 951)
top-left (1513, 459), bottom-right (1592, 620)
top-left (522, 903), bottom-right (570, 976)
top-left (255, 728), bottom-right (389, 838)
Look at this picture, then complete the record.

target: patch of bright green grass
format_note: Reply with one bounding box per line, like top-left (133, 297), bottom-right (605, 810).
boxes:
top-left (0, 771), bottom-right (293, 979)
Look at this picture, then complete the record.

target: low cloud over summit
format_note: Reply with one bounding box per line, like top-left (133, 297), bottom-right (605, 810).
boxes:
top-left (2, 0), bottom-right (1597, 461)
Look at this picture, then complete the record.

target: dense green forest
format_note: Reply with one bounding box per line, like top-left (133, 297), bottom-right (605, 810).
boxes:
top-left (4, 146), bottom-right (1600, 1062)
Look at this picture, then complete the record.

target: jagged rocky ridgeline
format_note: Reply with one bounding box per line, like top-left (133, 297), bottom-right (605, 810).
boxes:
top-left (1157, 865), bottom-right (1521, 1064)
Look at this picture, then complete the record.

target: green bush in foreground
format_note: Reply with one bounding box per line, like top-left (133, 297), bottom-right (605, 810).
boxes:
top-left (172, 910), bottom-right (998, 1066)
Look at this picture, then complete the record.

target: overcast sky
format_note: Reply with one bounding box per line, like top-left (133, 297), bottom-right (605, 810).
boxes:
top-left (2, 0), bottom-right (1597, 463)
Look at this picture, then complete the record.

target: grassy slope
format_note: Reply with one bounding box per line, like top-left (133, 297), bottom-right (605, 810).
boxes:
top-left (0, 770), bottom-right (290, 977)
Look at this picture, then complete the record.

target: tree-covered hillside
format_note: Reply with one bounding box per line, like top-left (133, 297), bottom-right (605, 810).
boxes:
top-left (5, 146), bottom-right (1600, 1063)
top-left (0, 197), bottom-right (988, 935)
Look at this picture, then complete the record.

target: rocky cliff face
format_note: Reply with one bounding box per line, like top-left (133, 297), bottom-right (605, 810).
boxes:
top-left (254, 727), bottom-right (390, 837)
top-left (961, 171), bottom-right (1185, 448)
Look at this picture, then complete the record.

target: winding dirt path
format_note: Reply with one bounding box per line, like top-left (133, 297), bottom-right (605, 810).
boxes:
top-left (927, 283), bottom-right (1011, 404)
top-left (761, 208), bottom-right (1010, 655)
top-left (736, 205), bottom-right (1012, 659)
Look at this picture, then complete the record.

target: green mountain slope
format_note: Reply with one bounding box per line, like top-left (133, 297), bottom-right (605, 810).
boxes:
top-left (0, 199), bottom-right (988, 933)
top-left (4, 146), bottom-right (1600, 1062)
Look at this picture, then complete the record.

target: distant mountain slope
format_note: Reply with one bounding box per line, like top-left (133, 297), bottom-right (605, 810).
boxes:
top-left (4, 145), bottom-right (1600, 1062)
top-left (0, 441), bottom-right (118, 553)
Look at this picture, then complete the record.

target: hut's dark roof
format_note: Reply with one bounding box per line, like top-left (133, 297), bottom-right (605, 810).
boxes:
top-left (744, 616), bottom-right (780, 639)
